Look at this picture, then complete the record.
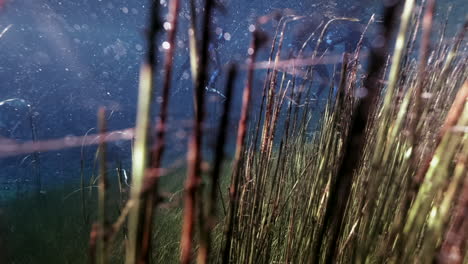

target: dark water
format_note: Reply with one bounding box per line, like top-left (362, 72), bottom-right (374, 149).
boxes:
top-left (0, 0), bottom-right (464, 196)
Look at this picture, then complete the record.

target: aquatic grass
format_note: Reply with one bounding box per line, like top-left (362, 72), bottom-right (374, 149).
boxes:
top-left (408, 0), bottom-right (435, 173)
top-left (218, 12), bottom-right (366, 264)
top-left (80, 127), bottom-right (95, 225)
top-left (342, 14), bottom-right (467, 264)
top-left (213, 1), bottom-right (466, 263)
top-left (28, 109), bottom-right (41, 197)
top-left (125, 1), bottom-right (161, 263)
top-left (438, 141), bottom-right (468, 263)
top-left (200, 63), bottom-right (237, 264)
top-left (222, 26), bottom-right (267, 264)
top-left (180, 0), bottom-right (213, 262)
top-left (138, 0), bottom-right (181, 261)
top-left (401, 80), bottom-right (468, 262)
top-left (347, 0), bottom-right (416, 261)
top-left (2, 0), bottom-right (467, 263)
top-left (418, 91), bottom-right (467, 263)
top-left (96, 108), bottom-right (109, 264)
top-left (229, 16), bottom-right (330, 263)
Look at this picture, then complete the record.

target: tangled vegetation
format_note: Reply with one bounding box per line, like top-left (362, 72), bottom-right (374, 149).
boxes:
top-left (1, 0), bottom-right (467, 263)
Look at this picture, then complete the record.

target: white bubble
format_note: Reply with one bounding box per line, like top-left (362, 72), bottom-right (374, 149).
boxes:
top-left (249, 24), bottom-right (256, 32)
top-left (163, 22), bottom-right (172, 30)
top-left (162, 41), bottom-right (170, 50)
top-left (135, 44), bottom-right (143, 51)
top-left (182, 71), bottom-right (190, 80)
top-left (248, 48), bottom-right (254, 55)
top-left (224, 32), bottom-right (231, 41)
top-left (122, 7), bottom-right (129, 14)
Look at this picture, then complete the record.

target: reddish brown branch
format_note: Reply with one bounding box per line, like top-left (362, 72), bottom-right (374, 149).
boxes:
top-left (180, 0), bottom-right (214, 263)
top-left (139, 0), bottom-right (181, 262)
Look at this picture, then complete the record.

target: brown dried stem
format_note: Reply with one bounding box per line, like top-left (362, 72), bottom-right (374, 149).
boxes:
top-left (180, 0), bottom-right (214, 263)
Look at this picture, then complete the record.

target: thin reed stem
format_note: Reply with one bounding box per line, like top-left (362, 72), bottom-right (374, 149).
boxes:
top-left (125, 2), bottom-right (161, 263)
top-left (97, 107), bottom-right (108, 264)
top-left (180, 0), bottom-right (214, 263)
top-left (139, 0), bottom-right (181, 261)
top-left (200, 64), bottom-right (237, 264)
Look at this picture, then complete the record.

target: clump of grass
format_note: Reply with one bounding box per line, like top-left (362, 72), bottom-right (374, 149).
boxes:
top-left (2, 0), bottom-right (467, 263)
top-left (210, 0), bottom-right (467, 263)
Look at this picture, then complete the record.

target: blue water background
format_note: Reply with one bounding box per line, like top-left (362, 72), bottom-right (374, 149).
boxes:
top-left (0, 0), bottom-right (464, 195)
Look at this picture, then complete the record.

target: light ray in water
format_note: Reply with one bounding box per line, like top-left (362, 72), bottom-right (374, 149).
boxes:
top-left (0, 98), bottom-right (32, 137)
top-left (122, 169), bottom-right (130, 187)
top-left (205, 69), bottom-right (226, 98)
top-left (0, 98), bottom-right (30, 107)
top-left (18, 155), bottom-right (32, 167)
top-left (205, 87), bottom-right (226, 99)
top-left (0, 24), bottom-right (12, 39)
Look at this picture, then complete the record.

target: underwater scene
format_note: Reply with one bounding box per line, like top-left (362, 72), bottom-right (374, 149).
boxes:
top-left (0, 0), bottom-right (467, 263)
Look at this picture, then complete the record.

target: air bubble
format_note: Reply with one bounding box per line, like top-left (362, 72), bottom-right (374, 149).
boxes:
top-left (162, 41), bottom-right (170, 50)
top-left (163, 22), bottom-right (172, 31)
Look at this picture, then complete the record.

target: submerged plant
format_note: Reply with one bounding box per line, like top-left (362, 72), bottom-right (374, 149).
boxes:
top-left (1, 0), bottom-right (467, 263)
